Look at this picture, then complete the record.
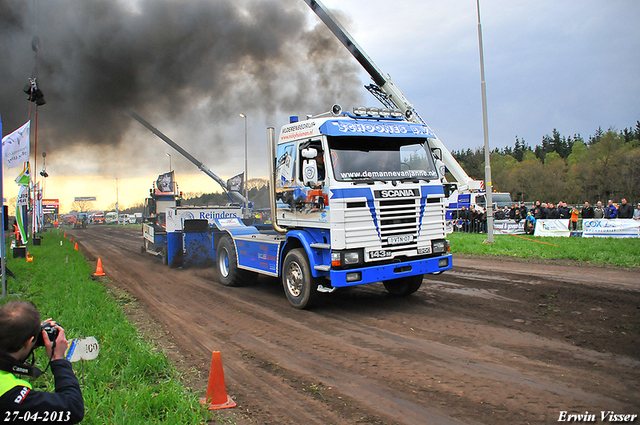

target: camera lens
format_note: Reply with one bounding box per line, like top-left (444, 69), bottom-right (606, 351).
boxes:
top-left (35, 322), bottom-right (59, 347)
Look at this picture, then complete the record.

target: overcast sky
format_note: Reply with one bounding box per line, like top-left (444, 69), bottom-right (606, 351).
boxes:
top-left (2, 0), bottom-right (639, 211)
top-left (322, 0), bottom-right (640, 149)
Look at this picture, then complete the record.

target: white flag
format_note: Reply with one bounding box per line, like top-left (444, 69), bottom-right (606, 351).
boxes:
top-left (2, 121), bottom-right (31, 169)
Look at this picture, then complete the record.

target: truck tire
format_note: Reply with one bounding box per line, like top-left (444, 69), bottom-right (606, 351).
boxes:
top-left (216, 236), bottom-right (254, 287)
top-left (383, 274), bottom-right (423, 296)
top-left (282, 248), bottom-right (319, 309)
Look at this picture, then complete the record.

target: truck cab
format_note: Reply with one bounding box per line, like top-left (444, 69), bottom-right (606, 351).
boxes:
top-left (275, 108), bottom-right (449, 268)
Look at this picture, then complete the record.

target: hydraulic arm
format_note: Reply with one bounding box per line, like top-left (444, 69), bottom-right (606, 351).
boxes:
top-left (302, 0), bottom-right (482, 192)
top-left (128, 110), bottom-right (248, 205)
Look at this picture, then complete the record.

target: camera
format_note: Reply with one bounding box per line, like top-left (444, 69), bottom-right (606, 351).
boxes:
top-left (35, 322), bottom-right (60, 347)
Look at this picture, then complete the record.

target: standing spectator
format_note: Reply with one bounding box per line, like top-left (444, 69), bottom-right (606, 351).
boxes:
top-left (594, 201), bottom-right (605, 219)
top-left (533, 201), bottom-right (547, 220)
top-left (478, 207), bottom-right (487, 233)
top-left (581, 201), bottom-right (594, 219)
top-left (540, 203), bottom-right (549, 219)
top-left (558, 201), bottom-right (569, 219)
top-left (514, 207), bottom-right (522, 222)
top-left (604, 200), bottom-right (618, 219)
top-left (633, 203), bottom-right (640, 220)
top-left (469, 206), bottom-right (478, 233)
top-left (570, 205), bottom-right (580, 231)
top-left (547, 203), bottom-right (560, 219)
top-left (519, 202), bottom-right (528, 221)
top-left (618, 198), bottom-right (633, 218)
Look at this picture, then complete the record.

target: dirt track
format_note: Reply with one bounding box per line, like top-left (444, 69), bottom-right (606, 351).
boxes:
top-left (69, 226), bottom-right (640, 425)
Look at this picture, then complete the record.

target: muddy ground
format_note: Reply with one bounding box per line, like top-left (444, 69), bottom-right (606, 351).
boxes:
top-left (68, 226), bottom-right (639, 425)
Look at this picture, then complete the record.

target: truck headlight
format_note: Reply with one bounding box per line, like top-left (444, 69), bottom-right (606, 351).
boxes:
top-left (343, 251), bottom-right (361, 265)
top-left (432, 240), bottom-right (447, 254)
top-left (330, 250), bottom-right (363, 268)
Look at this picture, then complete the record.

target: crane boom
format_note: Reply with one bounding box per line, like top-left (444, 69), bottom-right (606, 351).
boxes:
top-left (302, 0), bottom-right (482, 192)
top-left (127, 110), bottom-right (248, 205)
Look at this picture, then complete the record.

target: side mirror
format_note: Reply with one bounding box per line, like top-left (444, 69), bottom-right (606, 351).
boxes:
top-left (303, 159), bottom-right (318, 187)
top-left (301, 147), bottom-right (320, 187)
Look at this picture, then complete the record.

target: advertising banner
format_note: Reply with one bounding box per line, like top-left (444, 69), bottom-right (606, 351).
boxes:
top-left (16, 186), bottom-right (29, 244)
top-left (534, 219), bottom-right (571, 237)
top-left (2, 121), bottom-right (30, 169)
top-left (166, 206), bottom-right (242, 233)
top-left (493, 220), bottom-right (525, 235)
top-left (582, 219), bottom-right (640, 238)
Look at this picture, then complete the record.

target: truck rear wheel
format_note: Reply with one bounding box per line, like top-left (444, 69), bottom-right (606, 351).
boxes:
top-left (282, 248), bottom-right (318, 309)
top-left (216, 236), bottom-right (254, 287)
top-left (383, 275), bottom-right (423, 296)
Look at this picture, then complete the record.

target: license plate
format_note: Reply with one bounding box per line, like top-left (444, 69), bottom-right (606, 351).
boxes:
top-left (387, 234), bottom-right (413, 245)
top-left (369, 250), bottom-right (392, 259)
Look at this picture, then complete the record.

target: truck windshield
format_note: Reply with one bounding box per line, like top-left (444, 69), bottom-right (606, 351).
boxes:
top-left (327, 136), bottom-right (438, 182)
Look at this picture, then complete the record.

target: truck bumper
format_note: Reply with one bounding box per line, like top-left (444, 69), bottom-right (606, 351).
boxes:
top-left (329, 254), bottom-right (452, 288)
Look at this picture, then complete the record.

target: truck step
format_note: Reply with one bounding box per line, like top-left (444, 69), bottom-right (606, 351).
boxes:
top-left (310, 243), bottom-right (331, 250)
top-left (317, 284), bottom-right (336, 293)
top-left (314, 265), bottom-right (330, 272)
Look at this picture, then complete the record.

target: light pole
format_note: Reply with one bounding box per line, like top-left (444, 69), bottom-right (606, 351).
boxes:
top-left (477, 0), bottom-right (494, 243)
top-left (166, 153), bottom-right (172, 172)
top-left (115, 177), bottom-right (119, 220)
top-left (238, 113), bottom-right (248, 204)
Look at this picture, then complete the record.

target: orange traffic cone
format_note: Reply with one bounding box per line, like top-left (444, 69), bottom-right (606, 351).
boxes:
top-left (94, 258), bottom-right (106, 276)
top-left (26, 253), bottom-right (34, 262)
top-left (74, 242), bottom-right (79, 250)
top-left (199, 351), bottom-right (236, 410)
top-left (63, 232), bottom-right (66, 238)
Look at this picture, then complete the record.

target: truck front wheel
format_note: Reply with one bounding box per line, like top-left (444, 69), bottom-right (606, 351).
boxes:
top-left (282, 248), bottom-right (318, 309)
top-left (216, 236), bottom-right (254, 287)
top-left (383, 275), bottom-right (423, 296)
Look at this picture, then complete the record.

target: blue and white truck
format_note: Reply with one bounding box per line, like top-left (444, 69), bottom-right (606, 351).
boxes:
top-left (210, 106), bottom-right (452, 308)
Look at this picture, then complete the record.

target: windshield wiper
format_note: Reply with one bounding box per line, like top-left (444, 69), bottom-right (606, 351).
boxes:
top-left (397, 176), bottom-right (433, 183)
top-left (350, 176), bottom-right (375, 184)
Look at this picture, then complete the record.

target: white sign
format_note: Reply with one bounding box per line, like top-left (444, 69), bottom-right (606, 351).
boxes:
top-left (493, 220), bottom-right (525, 235)
top-left (582, 219), bottom-right (640, 238)
top-left (65, 336), bottom-right (100, 362)
top-left (165, 206), bottom-right (242, 233)
top-left (2, 121), bottom-right (30, 169)
top-left (534, 219), bottom-right (571, 237)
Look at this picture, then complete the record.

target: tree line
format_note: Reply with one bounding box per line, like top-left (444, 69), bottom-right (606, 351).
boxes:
top-left (451, 121), bottom-right (640, 204)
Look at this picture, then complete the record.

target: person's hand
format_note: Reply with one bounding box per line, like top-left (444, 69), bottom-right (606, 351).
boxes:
top-left (42, 319), bottom-right (69, 361)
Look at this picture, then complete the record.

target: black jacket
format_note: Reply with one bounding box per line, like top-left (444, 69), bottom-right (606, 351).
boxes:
top-left (547, 208), bottom-right (560, 219)
top-left (0, 360), bottom-right (84, 424)
top-left (581, 206), bottom-right (595, 219)
top-left (618, 203), bottom-right (633, 218)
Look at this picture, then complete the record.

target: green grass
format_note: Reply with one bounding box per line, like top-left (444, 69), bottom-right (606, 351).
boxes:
top-left (448, 232), bottom-right (640, 268)
top-left (1, 231), bottom-right (219, 424)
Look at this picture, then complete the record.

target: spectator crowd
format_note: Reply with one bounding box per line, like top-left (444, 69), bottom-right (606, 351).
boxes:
top-left (453, 198), bottom-right (640, 234)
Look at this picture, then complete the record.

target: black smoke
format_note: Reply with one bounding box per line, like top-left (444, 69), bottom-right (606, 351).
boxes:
top-left (0, 0), bottom-right (364, 157)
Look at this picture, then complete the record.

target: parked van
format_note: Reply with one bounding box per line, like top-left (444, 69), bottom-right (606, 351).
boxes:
top-left (105, 212), bottom-right (118, 224)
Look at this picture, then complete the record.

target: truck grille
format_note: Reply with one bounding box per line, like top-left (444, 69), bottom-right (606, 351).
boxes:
top-left (343, 195), bottom-right (444, 255)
